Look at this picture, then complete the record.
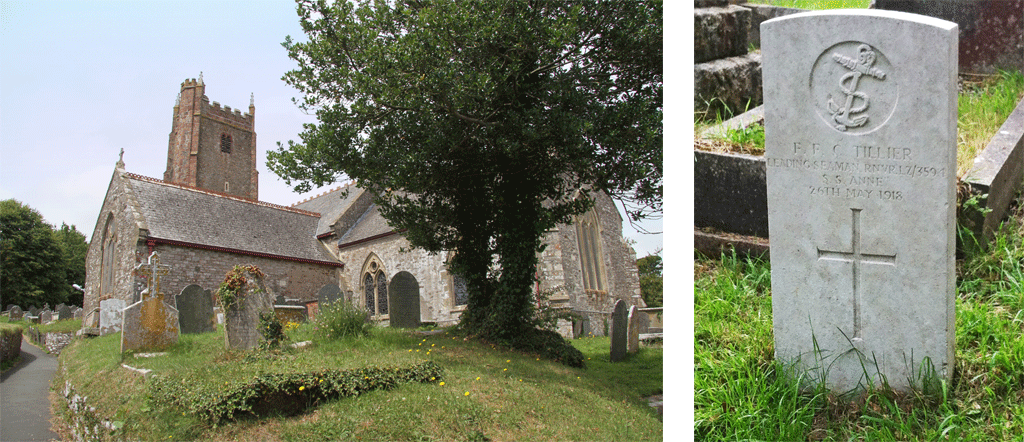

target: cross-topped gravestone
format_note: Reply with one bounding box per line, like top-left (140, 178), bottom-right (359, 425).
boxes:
top-left (121, 252), bottom-right (180, 353)
top-left (763, 10), bottom-right (958, 392)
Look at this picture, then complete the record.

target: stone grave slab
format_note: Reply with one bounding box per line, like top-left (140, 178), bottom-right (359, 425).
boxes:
top-left (8, 306), bottom-right (23, 321)
top-left (57, 304), bottom-right (74, 321)
top-left (609, 300), bottom-right (628, 362)
top-left (176, 285), bottom-right (215, 334)
top-left (73, 307), bottom-right (83, 320)
top-left (99, 299), bottom-right (126, 335)
top-left (388, 271), bottom-right (421, 329)
top-left (626, 305), bottom-right (641, 354)
top-left (316, 284), bottom-right (342, 305)
top-left (224, 269), bottom-right (274, 350)
top-left (121, 252), bottom-right (179, 353)
top-left (39, 309), bottom-right (53, 324)
top-left (762, 10), bottom-right (958, 391)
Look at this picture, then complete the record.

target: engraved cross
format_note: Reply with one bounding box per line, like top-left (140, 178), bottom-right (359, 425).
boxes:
top-left (817, 208), bottom-right (896, 341)
top-left (134, 252), bottom-right (171, 299)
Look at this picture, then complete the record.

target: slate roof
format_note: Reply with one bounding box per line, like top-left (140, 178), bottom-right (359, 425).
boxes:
top-left (337, 203), bottom-right (396, 248)
top-left (291, 182), bottom-right (365, 237)
top-left (125, 174), bottom-right (338, 264)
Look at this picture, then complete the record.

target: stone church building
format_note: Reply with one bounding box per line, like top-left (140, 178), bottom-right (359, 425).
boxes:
top-left (83, 79), bottom-right (644, 337)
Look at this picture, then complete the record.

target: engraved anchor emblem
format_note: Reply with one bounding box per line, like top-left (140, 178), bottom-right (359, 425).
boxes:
top-left (827, 44), bottom-right (887, 131)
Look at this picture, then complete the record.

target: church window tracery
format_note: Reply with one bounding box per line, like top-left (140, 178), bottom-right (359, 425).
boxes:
top-left (362, 255), bottom-right (389, 317)
top-left (576, 209), bottom-right (607, 293)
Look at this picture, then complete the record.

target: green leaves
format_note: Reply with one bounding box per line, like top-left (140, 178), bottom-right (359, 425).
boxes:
top-left (272, 0), bottom-right (661, 350)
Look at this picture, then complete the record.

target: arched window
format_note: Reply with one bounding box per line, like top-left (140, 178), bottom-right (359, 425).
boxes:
top-left (576, 209), bottom-right (606, 293)
top-left (100, 215), bottom-right (116, 297)
top-left (220, 134), bottom-right (232, 153)
top-left (362, 255), bottom-right (388, 317)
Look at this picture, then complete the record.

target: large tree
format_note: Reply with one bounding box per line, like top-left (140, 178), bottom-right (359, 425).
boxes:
top-left (269, 0), bottom-right (662, 362)
top-left (54, 223), bottom-right (89, 306)
top-left (0, 199), bottom-right (69, 308)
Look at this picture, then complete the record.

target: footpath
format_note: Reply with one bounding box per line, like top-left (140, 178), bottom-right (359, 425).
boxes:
top-left (1, 338), bottom-right (59, 442)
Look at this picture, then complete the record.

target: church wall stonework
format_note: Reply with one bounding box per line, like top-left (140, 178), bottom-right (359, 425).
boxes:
top-left (334, 235), bottom-right (456, 326)
top-left (144, 244), bottom-right (340, 304)
top-left (84, 170), bottom-right (146, 328)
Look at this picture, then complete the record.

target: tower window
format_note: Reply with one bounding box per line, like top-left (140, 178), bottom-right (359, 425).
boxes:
top-left (220, 134), bottom-right (232, 153)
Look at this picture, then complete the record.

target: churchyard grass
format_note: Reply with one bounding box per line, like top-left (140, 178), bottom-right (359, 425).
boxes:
top-left (695, 194), bottom-right (1024, 440)
top-left (33, 318), bottom-right (82, 334)
top-left (53, 324), bottom-right (662, 441)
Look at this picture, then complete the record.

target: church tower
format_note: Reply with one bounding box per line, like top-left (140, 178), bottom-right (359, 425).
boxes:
top-left (164, 76), bottom-right (258, 200)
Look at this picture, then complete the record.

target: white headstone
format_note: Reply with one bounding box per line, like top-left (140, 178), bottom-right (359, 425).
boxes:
top-left (99, 298), bottom-right (126, 335)
top-left (763, 10), bottom-right (958, 392)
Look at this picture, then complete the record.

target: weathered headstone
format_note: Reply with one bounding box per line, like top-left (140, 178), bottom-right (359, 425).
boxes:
top-left (121, 252), bottom-right (180, 353)
top-left (224, 268), bottom-right (274, 350)
top-left (73, 307), bottom-right (83, 320)
top-left (39, 309), bottom-right (53, 324)
top-left (8, 306), bottom-right (23, 321)
top-left (763, 10), bottom-right (958, 391)
top-left (626, 305), bottom-right (641, 355)
top-left (316, 284), bottom-right (342, 306)
top-left (389, 271), bottom-right (422, 329)
top-left (176, 285), bottom-right (215, 334)
top-left (28, 307), bottom-right (40, 317)
top-left (57, 304), bottom-right (74, 321)
top-left (99, 298), bottom-right (126, 335)
top-left (609, 299), bottom-right (628, 362)
top-left (273, 305), bottom-right (307, 325)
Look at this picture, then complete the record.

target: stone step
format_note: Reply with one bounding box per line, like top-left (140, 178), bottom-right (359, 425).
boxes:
top-left (695, 5), bottom-right (752, 63)
top-left (694, 51), bottom-right (762, 120)
top-left (695, 0), bottom-right (728, 7)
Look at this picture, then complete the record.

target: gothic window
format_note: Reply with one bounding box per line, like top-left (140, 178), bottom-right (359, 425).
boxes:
top-left (220, 134), bottom-right (232, 153)
top-left (362, 255), bottom-right (389, 317)
top-left (576, 209), bottom-right (606, 292)
top-left (100, 215), bottom-right (116, 297)
top-left (453, 273), bottom-right (469, 307)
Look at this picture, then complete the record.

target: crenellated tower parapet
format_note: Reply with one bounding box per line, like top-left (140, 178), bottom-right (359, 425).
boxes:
top-left (165, 76), bottom-right (258, 200)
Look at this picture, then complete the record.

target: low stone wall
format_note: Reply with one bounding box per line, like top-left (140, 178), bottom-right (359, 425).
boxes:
top-left (59, 378), bottom-right (120, 441)
top-left (1, 326), bottom-right (22, 363)
top-left (23, 327), bottom-right (76, 356)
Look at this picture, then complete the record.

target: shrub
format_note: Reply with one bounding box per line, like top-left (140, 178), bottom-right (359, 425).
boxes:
top-left (509, 327), bottom-right (586, 368)
top-left (150, 361), bottom-right (444, 424)
top-left (314, 300), bottom-right (373, 341)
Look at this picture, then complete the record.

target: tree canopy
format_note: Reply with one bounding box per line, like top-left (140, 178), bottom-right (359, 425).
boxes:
top-left (637, 252), bottom-right (663, 308)
top-left (0, 199), bottom-right (87, 308)
top-left (269, 0), bottom-right (662, 362)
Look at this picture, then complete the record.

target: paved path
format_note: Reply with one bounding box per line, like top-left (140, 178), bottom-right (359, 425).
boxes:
top-left (1, 338), bottom-right (59, 442)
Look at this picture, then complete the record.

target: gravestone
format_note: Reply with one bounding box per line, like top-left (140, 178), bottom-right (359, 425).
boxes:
top-left (39, 309), bottom-right (53, 324)
top-left (388, 271), bottom-right (422, 328)
top-left (121, 252), bottom-right (180, 353)
top-left (28, 307), bottom-right (40, 317)
top-left (57, 304), bottom-right (74, 321)
top-left (73, 307), bottom-right (83, 320)
top-left (99, 299), bottom-right (126, 335)
top-left (176, 285), bottom-right (215, 334)
top-left (224, 268), bottom-right (274, 350)
top-left (626, 305), bottom-right (641, 355)
top-left (762, 10), bottom-right (958, 391)
top-left (316, 284), bottom-right (342, 305)
top-left (8, 306), bottom-right (23, 321)
top-left (609, 299), bottom-right (629, 362)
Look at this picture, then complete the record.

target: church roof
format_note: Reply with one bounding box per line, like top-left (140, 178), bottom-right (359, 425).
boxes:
top-left (291, 182), bottom-right (365, 237)
top-left (124, 174), bottom-right (339, 265)
top-left (337, 203), bottom-right (396, 248)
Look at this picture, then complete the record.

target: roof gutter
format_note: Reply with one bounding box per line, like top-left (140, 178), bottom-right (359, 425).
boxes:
top-left (337, 229), bottom-right (406, 250)
top-left (146, 237), bottom-right (344, 268)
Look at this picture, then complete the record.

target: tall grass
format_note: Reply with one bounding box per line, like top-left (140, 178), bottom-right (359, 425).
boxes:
top-left (695, 192), bottom-right (1024, 440)
top-left (55, 324), bottom-right (662, 441)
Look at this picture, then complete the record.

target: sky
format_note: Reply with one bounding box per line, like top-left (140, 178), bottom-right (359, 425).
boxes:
top-left (0, 0), bottom-right (667, 259)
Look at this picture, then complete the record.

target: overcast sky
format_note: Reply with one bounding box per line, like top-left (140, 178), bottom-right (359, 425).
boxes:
top-left (0, 0), bottom-right (670, 257)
